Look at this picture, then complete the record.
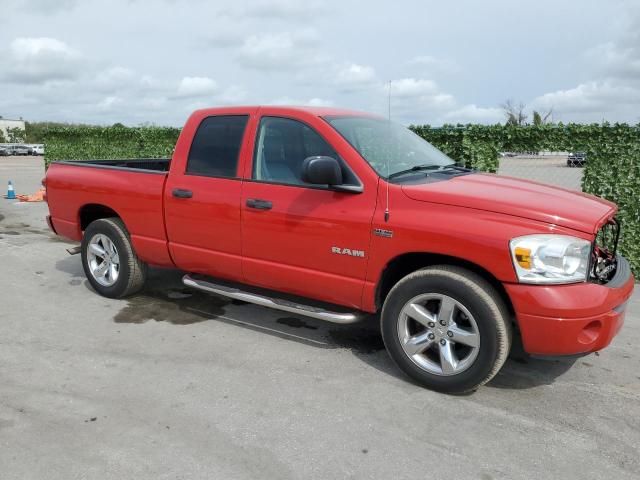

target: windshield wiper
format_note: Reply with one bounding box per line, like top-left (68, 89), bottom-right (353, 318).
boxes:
top-left (388, 163), bottom-right (457, 179)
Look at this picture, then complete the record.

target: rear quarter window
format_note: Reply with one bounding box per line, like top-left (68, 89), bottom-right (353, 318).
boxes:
top-left (186, 115), bottom-right (249, 178)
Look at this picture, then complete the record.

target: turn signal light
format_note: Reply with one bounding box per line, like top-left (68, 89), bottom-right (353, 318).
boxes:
top-left (514, 247), bottom-right (532, 269)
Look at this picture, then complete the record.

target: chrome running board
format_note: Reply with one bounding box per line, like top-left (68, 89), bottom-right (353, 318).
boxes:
top-left (182, 274), bottom-right (363, 324)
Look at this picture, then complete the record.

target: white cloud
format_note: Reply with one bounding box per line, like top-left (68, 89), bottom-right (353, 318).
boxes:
top-left (267, 96), bottom-right (333, 107)
top-left (217, 85), bottom-right (248, 104)
top-left (388, 78), bottom-right (456, 111)
top-left (3, 37), bottom-right (83, 83)
top-left (335, 63), bottom-right (376, 87)
top-left (444, 104), bottom-right (503, 124)
top-left (528, 12), bottom-right (640, 123)
top-left (239, 33), bottom-right (292, 68)
top-left (385, 78), bottom-right (495, 124)
top-left (531, 81), bottom-right (640, 119)
top-left (140, 97), bottom-right (168, 110)
top-left (175, 76), bottom-right (218, 98)
top-left (237, 30), bottom-right (322, 70)
top-left (2, 0), bottom-right (637, 126)
top-left (94, 66), bottom-right (135, 91)
top-left (97, 96), bottom-right (123, 111)
top-left (306, 97), bottom-right (334, 107)
top-left (391, 78), bottom-right (439, 98)
top-left (140, 75), bottom-right (167, 90)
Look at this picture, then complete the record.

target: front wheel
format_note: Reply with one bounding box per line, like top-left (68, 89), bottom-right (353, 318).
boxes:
top-left (81, 217), bottom-right (147, 298)
top-left (381, 266), bottom-right (512, 394)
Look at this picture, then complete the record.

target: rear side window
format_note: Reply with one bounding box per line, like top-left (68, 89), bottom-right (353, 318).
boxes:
top-left (186, 115), bottom-right (249, 178)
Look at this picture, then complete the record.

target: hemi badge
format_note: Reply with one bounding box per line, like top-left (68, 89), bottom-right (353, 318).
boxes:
top-left (374, 228), bottom-right (393, 238)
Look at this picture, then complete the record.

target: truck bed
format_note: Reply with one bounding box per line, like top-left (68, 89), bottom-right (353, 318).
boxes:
top-left (45, 159), bottom-right (174, 267)
top-left (54, 158), bottom-right (170, 173)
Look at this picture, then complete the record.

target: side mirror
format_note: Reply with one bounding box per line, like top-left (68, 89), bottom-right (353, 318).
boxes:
top-left (302, 156), bottom-right (343, 186)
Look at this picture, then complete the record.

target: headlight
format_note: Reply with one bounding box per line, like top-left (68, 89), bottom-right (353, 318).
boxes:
top-left (509, 234), bottom-right (591, 284)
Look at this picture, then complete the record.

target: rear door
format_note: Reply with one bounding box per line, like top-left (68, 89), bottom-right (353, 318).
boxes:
top-left (164, 112), bottom-right (254, 282)
top-left (240, 111), bottom-right (377, 308)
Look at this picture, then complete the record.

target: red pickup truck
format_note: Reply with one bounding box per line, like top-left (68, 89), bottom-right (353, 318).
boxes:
top-left (44, 106), bottom-right (634, 393)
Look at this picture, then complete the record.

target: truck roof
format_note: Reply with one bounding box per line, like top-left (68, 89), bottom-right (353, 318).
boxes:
top-left (191, 105), bottom-right (380, 118)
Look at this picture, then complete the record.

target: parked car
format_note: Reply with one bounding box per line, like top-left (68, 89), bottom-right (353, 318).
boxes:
top-left (0, 147), bottom-right (9, 156)
top-left (6, 145), bottom-right (30, 156)
top-left (26, 145), bottom-right (44, 155)
top-left (43, 106), bottom-right (634, 394)
top-left (567, 152), bottom-right (587, 167)
top-left (32, 145), bottom-right (45, 155)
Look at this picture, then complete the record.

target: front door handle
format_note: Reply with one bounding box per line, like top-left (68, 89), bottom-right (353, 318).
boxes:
top-left (246, 198), bottom-right (273, 210)
top-left (172, 188), bottom-right (193, 199)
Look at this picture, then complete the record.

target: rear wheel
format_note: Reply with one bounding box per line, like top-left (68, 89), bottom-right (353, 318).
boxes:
top-left (381, 266), bottom-right (512, 394)
top-left (81, 218), bottom-right (146, 298)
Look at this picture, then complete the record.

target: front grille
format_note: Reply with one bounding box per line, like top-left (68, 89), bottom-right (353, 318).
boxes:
top-left (591, 217), bottom-right (620, 283)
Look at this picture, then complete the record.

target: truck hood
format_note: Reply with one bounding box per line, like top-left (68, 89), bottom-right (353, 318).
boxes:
top-left (401, 173), bottom-right (616, 234)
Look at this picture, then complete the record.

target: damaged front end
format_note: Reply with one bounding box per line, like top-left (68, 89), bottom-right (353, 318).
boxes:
top-left (591, 217), bottom-right (621, 284)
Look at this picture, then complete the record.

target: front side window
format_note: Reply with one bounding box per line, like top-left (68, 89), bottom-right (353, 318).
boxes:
top-left (186, 115), bottom-right (249, 178)
top-left (325, 116), bottom-right (454, 178)
top-left (253, 116), bottom-right (349, 186)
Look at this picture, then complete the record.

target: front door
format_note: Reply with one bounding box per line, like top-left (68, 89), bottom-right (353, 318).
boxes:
top-left (164, 113), bottom-right (252, 282)
top-left (241, 114), bottom-right (376, 308)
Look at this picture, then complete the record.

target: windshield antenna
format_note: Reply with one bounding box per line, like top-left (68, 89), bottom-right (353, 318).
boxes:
top-left (385, 80), bottom-right (391, 222)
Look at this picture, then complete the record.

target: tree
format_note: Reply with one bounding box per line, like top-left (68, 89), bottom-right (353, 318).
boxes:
top-left (501, 99), bottom-right (528, 126)
top-left (532, 109), bottom-right (553, 125)
top-left (532, 111), bottom-right (542, 125)
top-left (0, 129), bottom-right (6, 143)
top-left (25, 122), bottom-right (46, 143)
top-left (6, 127), bottom-right (25, 143)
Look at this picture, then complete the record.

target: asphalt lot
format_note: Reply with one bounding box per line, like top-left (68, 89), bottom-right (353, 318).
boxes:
top-left (498, 155), bottom-right (583, 191)
top-left (1, 156), bottom-right (639, 480)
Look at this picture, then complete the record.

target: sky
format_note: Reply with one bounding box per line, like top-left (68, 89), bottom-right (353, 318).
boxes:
top-left (1, 0), bottom-right (639, 127)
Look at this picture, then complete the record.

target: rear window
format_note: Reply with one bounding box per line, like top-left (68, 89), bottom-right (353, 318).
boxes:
top-left (186, 115), bottom-right (249, 178)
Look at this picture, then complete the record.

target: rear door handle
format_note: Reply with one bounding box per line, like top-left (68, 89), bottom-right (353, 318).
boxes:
top-left (246, 198), bottom-right (273, 210)
top-left (172, 188), bottom-right (193, 199)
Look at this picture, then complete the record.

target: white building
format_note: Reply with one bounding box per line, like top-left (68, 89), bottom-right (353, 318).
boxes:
top-left (0, 118), bottom-right (26, 142)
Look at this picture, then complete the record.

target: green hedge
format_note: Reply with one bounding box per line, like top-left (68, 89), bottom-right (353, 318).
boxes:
top-left (44, 123), bottom-right (639, 276)
top-left (44, 125), bottom-right (180, 168)
top-left (413, 123), bottom-right (640, 276)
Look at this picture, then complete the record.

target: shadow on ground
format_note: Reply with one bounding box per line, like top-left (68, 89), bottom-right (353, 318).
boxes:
top-left (54, 262), bottom-right (577, 391)
top-left (489, 354), bottom-right (577, 390)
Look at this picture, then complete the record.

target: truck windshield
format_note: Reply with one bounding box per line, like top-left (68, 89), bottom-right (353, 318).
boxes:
top-left (325, 116), bottom-right (455, 178)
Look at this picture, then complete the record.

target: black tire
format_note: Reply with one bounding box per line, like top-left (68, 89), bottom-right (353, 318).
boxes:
top-left (381, 265), bottom-right (512, 394)
top-left (81, 217), bottom-right (146, 298)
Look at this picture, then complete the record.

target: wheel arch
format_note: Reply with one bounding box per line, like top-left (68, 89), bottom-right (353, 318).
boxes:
top-left (78, 204), bottom-right (122, 232)
top-left (375, 252), bottom-right (515, 319)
